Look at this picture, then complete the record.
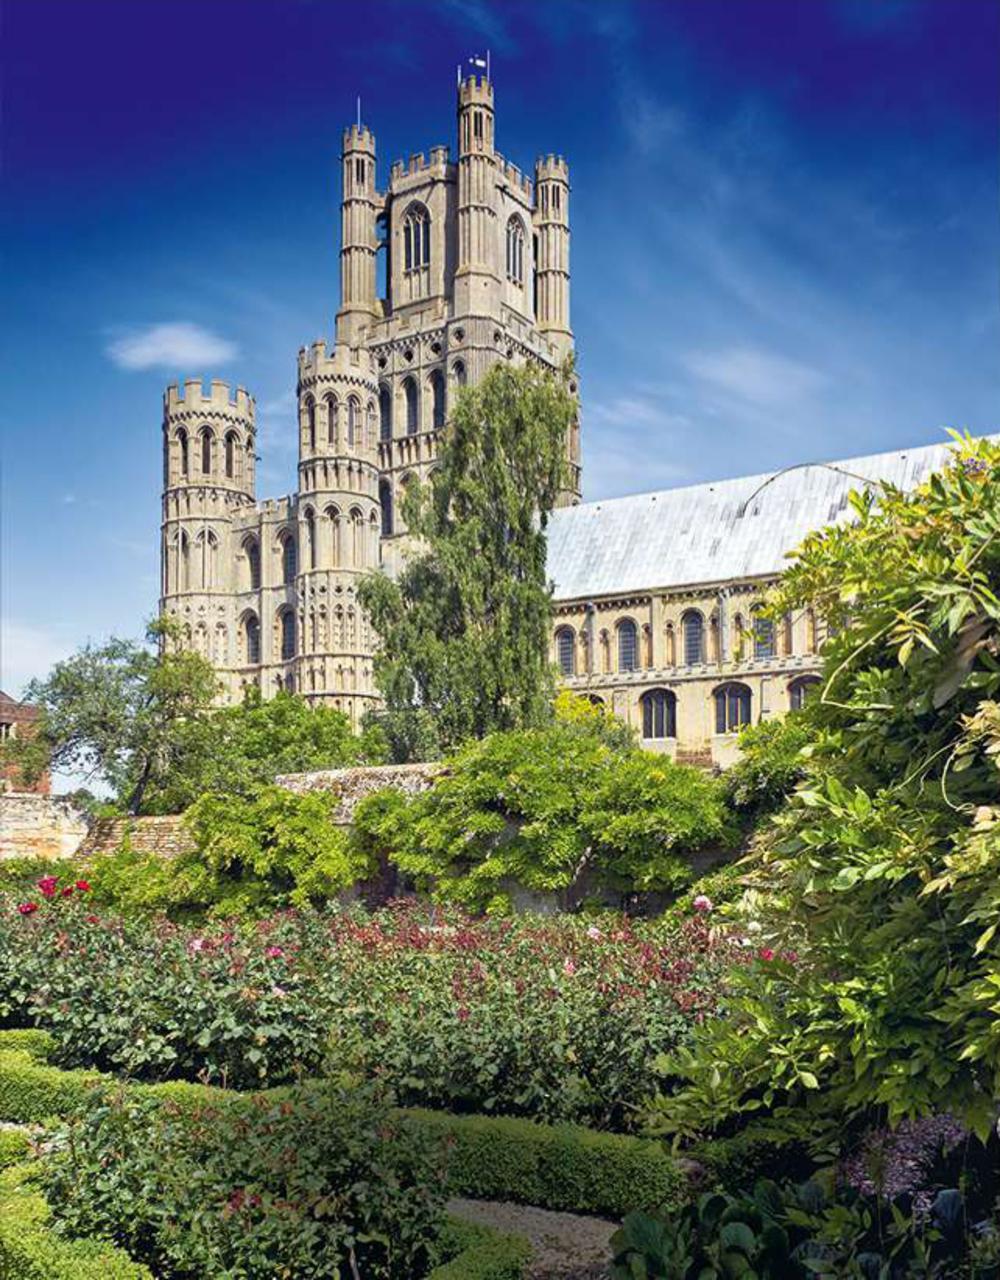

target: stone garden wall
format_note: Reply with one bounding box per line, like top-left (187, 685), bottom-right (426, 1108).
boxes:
top-left (0, 793), bottom-right (90, 861)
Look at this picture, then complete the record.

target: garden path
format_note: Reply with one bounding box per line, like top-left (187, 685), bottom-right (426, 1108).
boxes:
top-left (448, 1196), bottom-right (616, 1278)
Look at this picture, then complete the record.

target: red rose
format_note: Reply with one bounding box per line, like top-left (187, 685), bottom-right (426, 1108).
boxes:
top-left (74, 880), bottom-right (91, 892)
top-left (759, 947), bottom-right (775, 962)
top-left (86, 914), bottom-right (100, 924)
top-left (61, 887), bottom-right (74, 898)
top-left (456, 1006), bottom-right (470, 1021)
top-left (18, 902), bottom-right (39, 916)
top-left (37, 876), bottom-right (58, 898)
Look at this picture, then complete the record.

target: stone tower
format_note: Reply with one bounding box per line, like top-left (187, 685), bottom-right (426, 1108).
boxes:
top-left (158, 65), bottom-right (579, 717)
top-left (160, 379), bottom-right (256, 685)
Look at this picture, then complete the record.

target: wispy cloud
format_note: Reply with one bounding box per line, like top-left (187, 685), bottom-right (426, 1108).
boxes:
top-left (683, 346), bottom-right (829, 409)
top-left (582, 394), bottom-right (692, 499)
top-left (106, 322), bottom-right (239, 371)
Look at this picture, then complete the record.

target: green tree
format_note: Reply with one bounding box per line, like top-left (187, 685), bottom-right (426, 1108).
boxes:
top-left (6, 619), bottom-right (218, 814)
top-left (359, 360), bottom-right (577, 760)
top-left (647, 435), bottom-right (1000, 1143)
top-left (140, 687), bottom-right (386, 814)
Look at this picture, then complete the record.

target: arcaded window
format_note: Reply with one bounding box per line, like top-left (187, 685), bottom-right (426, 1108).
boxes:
top-left (280, 533), bottom-right (297, 584)
top-left (752, 607), bottom-right (775, 659)
top-left (305, 396), bottom-right (316, 450)
top-left (279, 609), bottom-right (296, 661)
top-left (245, 614), bottom-right (261, 665)
top-left (556, 627), bottom-right (575, 676)
top-left (789, 675), bottom-right (821, 712)
top-left (682, 610), bottom-right (704, 665)
top-left (325, 395), bottom-right (338, 445)
top-left (379, 384), bottom-right (392, 441)
top-left (347, 396), bottom-right (360, 447)
top-left (641, 689), bottom-right (677, 740)
top-left (714, 682), bottom-right (752, 734)
top-left (506, 215), bottom-right (525, 285)
top-left (304, 507), bottom-right (316, 570)
top-left (617, 619), bottom-right (638, 672)
top-left (200, 427), bottom-right (213, 475)
top-left (403, 376), bottom-right (418, 435)
top-left (430, 369), bottom-right (445, 430)
top-left (366, 400), bottom-right (376, 448)
top-left (452, 359), bottom-right (467, 387)
top-left (403, 203), bottom-right (430, 271)
top-left (225, 432), bottom-right (238, 480)
top-left (177, 428), bottom-right (189, 477)
top-left (379, 478), bottom-right (393, 536)
top-left (244, 537), bottom-right (261, 590)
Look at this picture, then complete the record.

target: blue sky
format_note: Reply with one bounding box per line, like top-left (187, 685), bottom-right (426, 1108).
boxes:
top-left (3, 0), bottom-right (998, 705)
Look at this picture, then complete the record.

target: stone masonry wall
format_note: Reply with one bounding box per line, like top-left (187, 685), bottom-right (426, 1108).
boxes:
top-left (79, 816), bottom-right (196, 859)
top-left (0, 793), bottom-right (89, 861)
top-left (275, 762), bottom-right (444, 826)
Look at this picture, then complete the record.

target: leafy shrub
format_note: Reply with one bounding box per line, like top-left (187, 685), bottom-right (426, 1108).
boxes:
top-left (0, 1128), bottom-right (31, 1169)
top-left (44, 1082), bottom-right (448, 1280)
top-left (645, 438), bottom-right (1000, 1144)
top-left (355, 718), bottom-right (736, 910)
top-left (0, 893), bottom-right (742, 1126)
top-left (722, 715), bottom-right (814, 822)
top-left (611, 1177), bottom-right (998, 1279)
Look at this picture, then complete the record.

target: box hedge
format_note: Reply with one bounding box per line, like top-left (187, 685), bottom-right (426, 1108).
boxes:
top-left (0, 1029), bottom-right (684, 1218)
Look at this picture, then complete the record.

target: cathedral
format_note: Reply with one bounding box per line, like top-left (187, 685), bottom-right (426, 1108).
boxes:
top-left (159, 68), bottom-right (961, 767)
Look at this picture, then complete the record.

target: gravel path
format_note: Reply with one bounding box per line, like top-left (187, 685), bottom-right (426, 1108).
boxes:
top-left (448, 1197), bottom-right (617, 1279)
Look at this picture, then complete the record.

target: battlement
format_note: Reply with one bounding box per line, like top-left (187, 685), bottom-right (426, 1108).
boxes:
top-left (497, 153), bottom-right (532, 198)
top-left (390, 145), bottom-right (450, 183)
top-left (342, 124), bottom-right (376, 153)
top-left (297, 339), bottom-right (376, 382)
top-left (258, 496), bottom-right (294, 521)
top-left (458, 74), bottom-right (493, 107)
top-left (164, 379), bottom-right (255, 421)
top-left (536, 154), bottom-right (569, 182)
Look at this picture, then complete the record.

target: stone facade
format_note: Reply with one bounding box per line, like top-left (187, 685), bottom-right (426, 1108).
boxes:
top-left (159, 70), bottom-right (579, 727)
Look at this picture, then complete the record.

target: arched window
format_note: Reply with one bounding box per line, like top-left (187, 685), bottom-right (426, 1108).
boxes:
top-left (366, 400), bottom-right (376, 448)
top-left (618, 619), bottom-right (638, 672)
top-left (403, 377), bottom-right (418, 435)
top-left (781, 612), bottom-right (794, 657)
top-left (280, 532), bottom-right (297, 585)
top-left (752, 607), bottom-right (775, 659)
top-left (177, 428), bottom-right (189, 477)
top-left (244, 537), bottom-right (261, 590)
top-left (325, 395), bottom-right (338, 445)
top-left (379, 384), bottom-right (392, 441)
top-left (196, 529), bottom-right (218, 589)
top-left (379, 479), bottom-right (393, 536)
top-left (304, 396), bottom-right (316, 450)
top-left (347, 396), bottom-right (360, 447)
top-left (805, 608), bottom-right (817, 654)
top-left (304, 507), bottom-right (316, 570)
top-left (682, 610), bottom-right (704, 665)
top-left (326, 505), bottom-right (342, 564)
top-left (244, 614), bottom-right (261, 665)
top-left (641, 689), bottom-right (677, 740)
top-left (506, 215), bottom-right (525, 286)
top-left (714, 682), bottom-right (752, 734)
top-left (349, 506), bottom-right (364, 567)
top-left (224, 432), bottom-right (237, 480)
top-left (403, 203), bottom-right (430, 271)
top-left (177, 530), bottom-right (190, 591)
top-left (430, 369), bottom-right (445, 430)
top-left (789, 675), bottom-right (821, 712)
top-left (279, 610), bottom-right (296, 661)
top-left (452, 360), bottom-right (467, 387)
top-left (584, 694), bottom-right (604, 707)
top-left (200, 428), bottom-right (213, 475)
top-left (556, 627), bottom-right (575, 676)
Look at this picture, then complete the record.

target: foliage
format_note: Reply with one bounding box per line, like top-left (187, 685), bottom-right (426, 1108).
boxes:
top-left (354, 717), bottom-right (736, 911)
top-left (611, 1177), bottom-right (1000, 1280)
top-left (645, 436), bottom-right (1000, 1143)
top-left (4, 618), bottom-right (218, 815)
top-left (359, 360), bottom-right (577, 761)
top-left (0, 893), bottom-right (741, 1127)
top-left (722, 714), bottom-right (814, 822)
top-left (139, 686), bottom-right (386, 814)
top-left (43, 1082), bottom-right (448, 1280)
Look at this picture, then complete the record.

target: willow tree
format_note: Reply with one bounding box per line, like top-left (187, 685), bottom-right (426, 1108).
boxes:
top-left (359, 360), bottom-right (576, 761)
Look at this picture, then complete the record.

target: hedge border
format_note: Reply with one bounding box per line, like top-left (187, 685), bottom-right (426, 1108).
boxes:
top-left (0, 1160), bottom-right (526, 1280)
top-left (0, 1029), bottom-right (684, 1217)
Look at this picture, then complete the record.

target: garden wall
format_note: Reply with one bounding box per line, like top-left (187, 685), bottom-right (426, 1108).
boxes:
top-left (79, 815), bottom-right (195, 859)
top-left (275, 761), bottom-right (444, 826)
top-left (0, 793), bottom-right (89, 861)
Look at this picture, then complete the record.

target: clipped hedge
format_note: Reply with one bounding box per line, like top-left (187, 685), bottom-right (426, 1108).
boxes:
top-left (407, 1106), bottom-right (685, 1217)
top-left (429, 1217), bottom-right (532, 1279)
top-left (0, 1030), bottom-right (683, 1218)
top-left (0, 1163), bottom-right (152, 1280)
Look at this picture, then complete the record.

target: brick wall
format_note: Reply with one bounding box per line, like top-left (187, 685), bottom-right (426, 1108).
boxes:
top-left (0, 793), bottom-right (89, 860)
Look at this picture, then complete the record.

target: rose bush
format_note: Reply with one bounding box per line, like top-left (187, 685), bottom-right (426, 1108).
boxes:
top-left (0, 882), bottom-right (743, 1127)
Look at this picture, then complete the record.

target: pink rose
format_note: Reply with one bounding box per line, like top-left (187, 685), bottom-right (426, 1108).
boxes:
top-left (759, 947), bottom-right (775, 962)
top-left (18, 902), bottom-right (39, 916)
top-left (586, 925), bottom-right (602, 940)
top-left (692, 895), bottom-right (714, 914)
top-left (265, 945), bottom-right (284, 959)
top-left (563, 957), bottom-right (577, 976)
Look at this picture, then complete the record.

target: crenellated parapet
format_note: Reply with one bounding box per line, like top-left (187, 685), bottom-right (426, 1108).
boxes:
top-left (296, 341), bottom-right (379, 472)
top-left (162, 378), bottom-right (256, 498)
